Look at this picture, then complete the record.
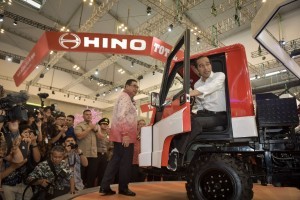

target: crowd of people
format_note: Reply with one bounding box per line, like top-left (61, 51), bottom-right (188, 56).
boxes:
top-left (0, 79), bottom-right (160, 200)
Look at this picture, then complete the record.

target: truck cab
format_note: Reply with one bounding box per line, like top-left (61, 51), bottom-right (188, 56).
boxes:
top-left (139, 29), bottom-right (300, 200)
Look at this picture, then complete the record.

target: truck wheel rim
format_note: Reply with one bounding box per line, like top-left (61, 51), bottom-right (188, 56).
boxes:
top-left (199, 169), bottom-right (234, 199)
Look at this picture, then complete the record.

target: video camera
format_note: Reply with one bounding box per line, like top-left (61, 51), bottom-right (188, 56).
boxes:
top-left (0, 85), bottom-right (29, 123)
top-left (69, 143), bottom-right (78, 149)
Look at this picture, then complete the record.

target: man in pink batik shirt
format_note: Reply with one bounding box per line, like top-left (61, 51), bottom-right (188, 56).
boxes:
top-left (100, 79), bottom-right (138, 197)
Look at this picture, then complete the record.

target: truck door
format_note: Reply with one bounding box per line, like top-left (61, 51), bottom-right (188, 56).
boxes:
top-left (150, 29), bottom-right (192, 168)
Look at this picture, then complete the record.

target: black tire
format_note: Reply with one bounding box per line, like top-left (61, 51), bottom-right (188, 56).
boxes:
top-left (186, 153), bottom-right (253, 200)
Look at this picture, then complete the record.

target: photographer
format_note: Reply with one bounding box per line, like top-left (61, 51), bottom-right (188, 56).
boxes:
top-left (1, 124), bottom-right (41, 200)
top-left (49, 114), bottom-right (68, 146)
top-left (24, 111), bottom-right (43, 143)
top-left (63, 136), bottom-right (88, 191)
top-left (1, 120), bottom-right (24, 164)
top-left (26, 145), bottom-right (75, 199)
top-left (0, 86), bottom-right (30, 164)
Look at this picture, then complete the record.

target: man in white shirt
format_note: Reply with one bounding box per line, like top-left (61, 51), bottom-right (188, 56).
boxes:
top-left (167, 56), bottom-right (227, 171)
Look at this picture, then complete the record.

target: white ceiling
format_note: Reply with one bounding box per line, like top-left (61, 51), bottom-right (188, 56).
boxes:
top-left (0, 0), bottom-right (299, 111)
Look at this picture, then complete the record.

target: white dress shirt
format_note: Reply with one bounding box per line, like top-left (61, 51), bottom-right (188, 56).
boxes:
top-left (194, 71), bottom-right (226, 112)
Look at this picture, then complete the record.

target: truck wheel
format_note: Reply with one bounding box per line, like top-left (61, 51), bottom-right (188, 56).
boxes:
top-left (186, 154), bottom-right (253, 200)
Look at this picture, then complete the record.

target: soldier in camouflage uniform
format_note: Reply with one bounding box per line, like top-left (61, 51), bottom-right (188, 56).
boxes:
top-left (26, 145), bottom-right (75, 199)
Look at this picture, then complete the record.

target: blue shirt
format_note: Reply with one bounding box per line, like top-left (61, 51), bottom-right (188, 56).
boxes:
top-left (65, 126), bottom-right (77, 141)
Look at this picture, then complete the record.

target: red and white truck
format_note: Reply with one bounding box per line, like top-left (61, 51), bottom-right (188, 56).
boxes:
top-left (139, 29), bottom-right (299, 200)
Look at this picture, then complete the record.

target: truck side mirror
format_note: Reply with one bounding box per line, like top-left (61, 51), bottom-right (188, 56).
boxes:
top-left (151, 92), bottom-right (159, 107)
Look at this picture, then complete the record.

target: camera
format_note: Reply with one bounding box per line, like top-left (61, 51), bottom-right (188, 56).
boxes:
top-left (20, 140), bottom-right (29, 158)
top-left (69, 143), bottom-right (78, 149)
top-left (37, 93), bottom-right (49, 99)
top-left (58, 168), bottom-right (68, 178)
top-left (0, 86), bottom-right (29, 123)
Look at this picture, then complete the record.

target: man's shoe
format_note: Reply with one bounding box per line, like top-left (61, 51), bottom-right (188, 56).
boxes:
top-left (99, 187), bottom-right (116, 195)
top-left (167, 148), bottom-right (178, 171)
top-left (119, 189), bottom-right (136, 196)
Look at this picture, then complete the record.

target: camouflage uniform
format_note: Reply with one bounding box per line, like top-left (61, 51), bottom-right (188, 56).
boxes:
top-left (26, 159), bottom-right (72, 194)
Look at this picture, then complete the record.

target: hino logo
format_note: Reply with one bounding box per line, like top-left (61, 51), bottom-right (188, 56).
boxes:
top-left (58, 33), bottom-right (147, 51)
top-left (83, 37), bottom-right (146, 51)
top-left (59, 33), bottom-right (81, 49)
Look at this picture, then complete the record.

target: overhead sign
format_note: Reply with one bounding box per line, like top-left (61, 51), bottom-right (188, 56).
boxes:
top-left (13, 32), bottom-right (184, 87)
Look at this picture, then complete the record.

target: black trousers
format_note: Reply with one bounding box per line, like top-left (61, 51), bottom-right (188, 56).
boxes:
top-left (81, 157), bottom-right (98, 188)
top-left (101, 142), bottom-right (134, 191)
top-left (96, 152), bottom-right (109, 185)
top-left (177, 111), bottom-right (227, 153)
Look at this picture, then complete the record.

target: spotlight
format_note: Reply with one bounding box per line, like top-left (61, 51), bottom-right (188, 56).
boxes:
top-left (39, 73), bottom-right (44, 78)
top-left (96, 93), bottom-right (100, 97)
top-left (95, 69), bottom-right (99, 75)
top-left (52, 91), bottom-right (55, 95)
top-left (0, 14), bottom-right (4, 22)
top-left (290, 49), bottom-right (300, 59)
top-left (168, 24), bottom-right (173, 32)
top-left (196, 37), bottom-right (200, 45)
top-left (13, 20), bottom-right (17, 26)
top-left (279, 39), bottom-right (286, 47)
top-left (131, 61), bottom-right (134, 67)
top-left (79, 96), bottom-right (81, 100)
top-left (67, 94), bottom-right (70, 98)
top-left (38, 87), bottom-right (41, 91)
top-left (6, 56), bottom-right (12, 62)
top-left (153, 71), bottom-right (155, 75)
top-left (147, 6), bottom-right (151, 16)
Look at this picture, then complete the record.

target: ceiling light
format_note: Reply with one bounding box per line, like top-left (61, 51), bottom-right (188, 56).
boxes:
top-left (290, 49), bottom-right (300, 59)
top-left (6, 56), bottom-right (12, 62)
top-left (39, 73), bottom-right (44, 78)
top-left (52, 91), bottom-right (55, 95)
top-left (13, 20), bottom-right (17, 26)
top-left (196, 37), bottom-right (200, 45)
top-left (0, 29), bottom-right (4, 34)
top-left (265, 69), bottom-right (286, 77)
top-left (168, 24), bottom-right (173, 32)
top-left (147, 6), bottom-right (152, 16)
top-left (95, 69), bottom-right (99, 75)
top-left (279, 39), bottom-right (286, 46)
top-left (38, 87), bottom-right (41, 91)
top-left (21, 0), bottom-right (42, 9)
top-left (0, 14), bottom-right (4, 22)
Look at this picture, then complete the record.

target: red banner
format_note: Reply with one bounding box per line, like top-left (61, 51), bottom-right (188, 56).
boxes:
top-left (13, 32), bottom-right (184, 86)
top-left (13, 34), bottom-right (49, 87)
